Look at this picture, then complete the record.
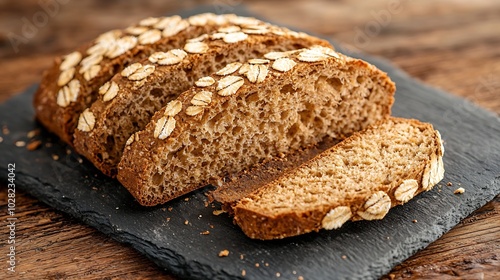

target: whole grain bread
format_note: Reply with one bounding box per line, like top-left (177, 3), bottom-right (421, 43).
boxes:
top-left (33, 13), bottom-right (324, 145)
top-left (73, 27), bottom-right (331, 177)
top-left (233, 117), bottom-right (445, 240)
top-left (211, 137), bottom-right (341, 214)
top-left (117, 46), bottom-right (396, 206)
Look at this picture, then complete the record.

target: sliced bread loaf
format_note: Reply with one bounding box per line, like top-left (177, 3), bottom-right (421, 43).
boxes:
top-left (117, 46), bottom-right (396, 206)
top-left (34, 13), bottom-right (325, 145)
top-left (233, 117), bottom-right (445, 240)
top-left (73, 28), bottom-right (331, 177)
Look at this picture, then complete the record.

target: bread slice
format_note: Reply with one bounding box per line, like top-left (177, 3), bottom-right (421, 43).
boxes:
top-left (33, 13), bottom-right (324, 145)
top-left (117, 46), bottom-right (396, 206)
top-left (211, 138), bottom-right (341, 214)
top-left (73, 28), bottom-right (331, 177)
top-left (233, 117), bottom-right (445, 240)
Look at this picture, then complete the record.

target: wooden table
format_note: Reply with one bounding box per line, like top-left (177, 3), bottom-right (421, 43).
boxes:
top-left (1, 0), bottom-right (499, 279)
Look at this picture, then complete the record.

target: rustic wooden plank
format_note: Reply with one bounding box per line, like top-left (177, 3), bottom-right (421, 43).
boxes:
top-left (0, 0), bottom-right (498, 279)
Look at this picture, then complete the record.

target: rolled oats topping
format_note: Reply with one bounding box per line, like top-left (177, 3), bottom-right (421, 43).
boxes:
top-left (127, 64), bottom-right (155, 81)
top-left (238, 63), bottom-right (250, 75)
top-left (99, 81), bottom-right (119, 102)
top-left (217, 25), bottom-right (241, 33)
top-left (60, 51), bottom-right (82, 71)
top-left (394, 179), bottom-right (419, 203)
top-left (162, 19), bottom-right (189, 37)
top-left (79, 53), bottom-right (103, 73)
top-left (82, 64), bottom-right (101, 81)
top-left (271, 58), bottom-right (297, 72)
top-left (139, 17), bottom-right (160, 27)
top-left (223, 32), bottom-right (248, 43)
top-left (125, 26), bottom-right (149, 36)
top-left (357, 191), bottom-right (391, 220)
top-left (191, 91), bottom-right (213, 106)
top-left (195, 76), bottom-right (216, 87)
top-left (186, 105), bottom-right (204, 116)
top-left (95, 29), bottom-right (122, 44)
top-left (187, 34), bottom-right (208, 43)
top-left (105, 36), bottom-right (138, 59)
top-left (322, 206), bottom-right (352, 230)
top-left (248, 58), bottom-right (270, 65)
top-left (56, 79), bottom-right (80, 107)
top-left (121, 63), bottom-right (143, 77)
top-left (216, 62), bottom-right (242, 76)
top-left (210, 32), bottom-right (227, 40)
top-left (184, 42), bottom-right (209, 54)
top-left (138, 29), bottom-right (162, 45)
top-left (246, 64), bottom-right (268, 83)
top-left (77, 108), bottom-right (95, 132)
top-left (57, 68), bottom-right (75, 86)
top-left (154, 116), bottom-right (176, 140)
top-left (164, 100), bottom-right (182, 117)
top-left (311, 45), bottom-right (340, 59)
top-left (149, 49), bottom-right (187, 65)
top-left (86, 43), bottom-right (108, 56)
top-left (154, 15), bottom-right (181, 30)
top-left (217, 75), bottom-right (244, 96)
top-left (298, 49), bottom-right (329, 62)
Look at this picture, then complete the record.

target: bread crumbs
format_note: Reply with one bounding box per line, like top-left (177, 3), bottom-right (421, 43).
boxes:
top-left (184, 220), bottom-right (189, 225)
top-left (454, 187), bottom-right (465, 194)
top-left (200, 230), bottom-right (210, 235)
top-left (27, 140), bottom-right (42, 151)
top-left (15, 141), bottom-right (26, 147)
top-left (218, 249), bottom-right (229, 257)
top-left (27, 129), bottom-right (40, 138)
top-left (447, 182), bottom-right (453, 186)
top-left (213, 209), bottom-right (225, 216)
top-left (241, 269), bottom-right (246, 276)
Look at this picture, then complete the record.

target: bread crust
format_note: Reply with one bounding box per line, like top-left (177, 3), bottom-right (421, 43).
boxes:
top-left (73, 27), bottom-right (331, 177)
top-left (232, 117), bottom-right (445, 240)
top-left (117, 47), bottom-right (396, 206)
top-left (34, 14), bottom-right (324, 145)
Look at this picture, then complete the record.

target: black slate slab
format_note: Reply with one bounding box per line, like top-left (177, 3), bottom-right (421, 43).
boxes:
top-left (1, 6), bottom-right (500, 280)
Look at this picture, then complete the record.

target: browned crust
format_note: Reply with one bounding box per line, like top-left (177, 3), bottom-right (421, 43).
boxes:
top-left (117, 48), bottom-right (396, 206)
top-left (73, 31), bottom-right (331, 177)
top-left (232, 117), bottom-right (444, 240)
top-left (35, 14), bottom-right (326, 146)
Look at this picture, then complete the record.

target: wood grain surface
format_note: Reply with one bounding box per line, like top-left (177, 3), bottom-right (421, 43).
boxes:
top-left (1, 0), bottom-right (499, 279)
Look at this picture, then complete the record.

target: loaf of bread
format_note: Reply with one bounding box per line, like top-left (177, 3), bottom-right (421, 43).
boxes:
top-left (33, 13), bottom-right (324, 145)
top-left (233, 117), bottom-right (445, 240)
top-left (117, 46), bottom-right (396, 206)
top-left (73, 26), bottom-right (331, 177)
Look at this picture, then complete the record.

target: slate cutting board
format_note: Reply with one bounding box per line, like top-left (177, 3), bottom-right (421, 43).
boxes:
top-left (1, 6), bottom-right (500, 280)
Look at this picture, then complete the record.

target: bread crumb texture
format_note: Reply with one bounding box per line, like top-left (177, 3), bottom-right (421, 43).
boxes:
top-left (233, 118), bottom-right (444, 239)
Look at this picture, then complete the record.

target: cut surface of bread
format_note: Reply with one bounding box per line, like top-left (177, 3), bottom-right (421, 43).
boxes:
top-left (211, 138), bottom-right (341, 213)
top-left (34, 13), bottom-right (320, 144)
top-left (233, 117), bottom-right (445, 240)
top-left (73, 27), bottom-right (331, 177)
top-left (117, 46), bottom-right (396, 206)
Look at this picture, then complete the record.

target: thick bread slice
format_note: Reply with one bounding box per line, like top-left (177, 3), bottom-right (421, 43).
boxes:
top-left (117, 46), bottom-right (396, 206)
top-left (211, 138), bottom-right (341, 214)
top-left (73, 28), bottom-right (331, 177)
top-left (33, 13), bottom-right (322, 145)
top-left (233, 117), bottom-right (445, 240)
